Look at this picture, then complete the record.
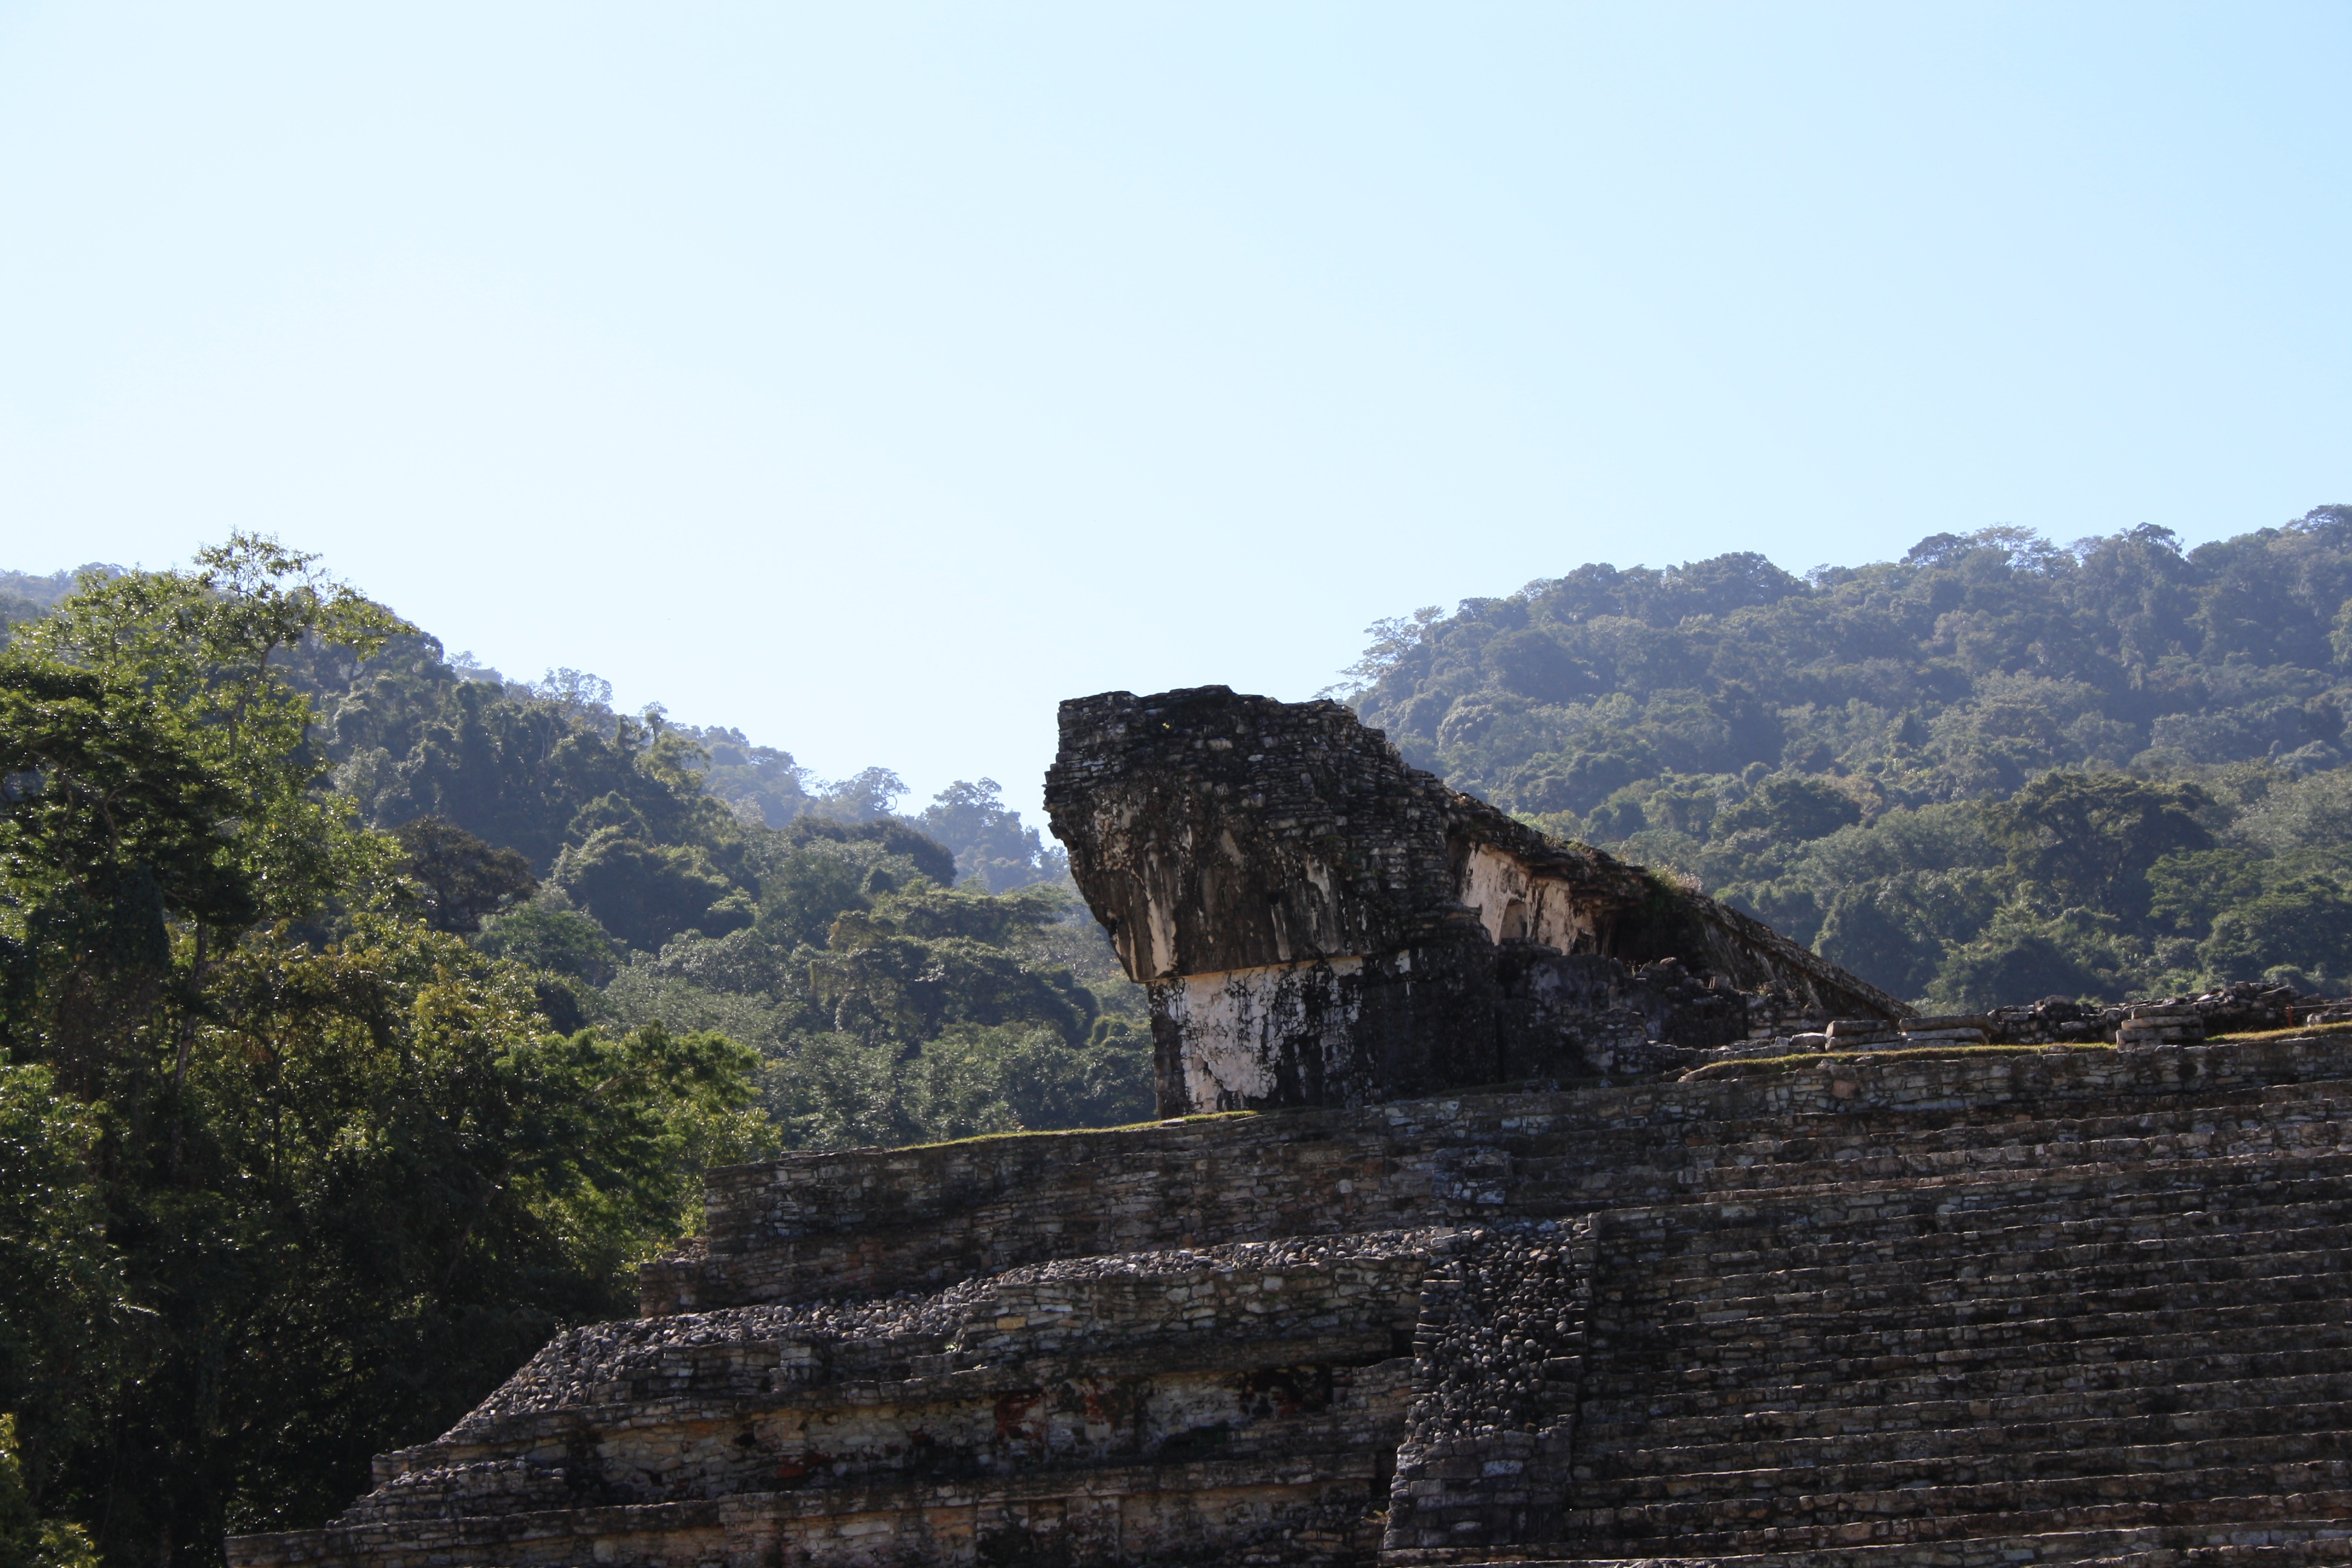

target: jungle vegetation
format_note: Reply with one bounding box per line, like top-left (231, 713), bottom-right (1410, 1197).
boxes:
top-left (1342, 506), bottom-right (2352, 1008)
top-left (0, 540), bottom-right (1142, 1566)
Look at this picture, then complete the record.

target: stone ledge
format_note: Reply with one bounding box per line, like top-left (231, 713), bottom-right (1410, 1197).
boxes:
top-left (648, 1039), bottom-right (2352, 1315)
top-left (231, 1451), bottom-right (1393, 1568)
top-left (382, 1328), bottom-right (1413, 1474)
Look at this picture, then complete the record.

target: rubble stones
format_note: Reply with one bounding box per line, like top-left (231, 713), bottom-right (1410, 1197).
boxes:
top-left (466, 1232), bottom-right (1446, 1429)
top-left (1684, 980), bottom-right (2352, 1070)
top-left (1383, 1223), bottom-right (1589, 1557)
top-left (2118, 1004), bottom-right (2207, 1051)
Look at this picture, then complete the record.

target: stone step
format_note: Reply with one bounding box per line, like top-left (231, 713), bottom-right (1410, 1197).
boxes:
top-left (342, 1416), bottom-right (1394, 1525)
top-left (1583, 1372), bottom-right (2352, 1462)
top-left (1561, 1466), bottom-right (2352, 1551)
top-left (1516, 1114), bottom-right (2352, 1201)
top-left (1601, 1197), bottom-right (2352, 1287)
top-left (1537, 1520), bottom-right (2352, 1566)
top-left (1512, 1129), bottom-right (2256, 1194)
top-left (1443, 1543), bottom-right (2352, 1568)
top-left (371, 1348), bottom-right (1413, 1502)
top-left (1576, 1296), bottom-right (2352, 1402)
top-left (1610, 1217), bottom-right (2352, 1304)
top-left (1581, 1414), bottom-right (2352, 1497)
top-left (241, 1448), bottom-right (1392, 1568)
top-left (1683, 1085), bottom-right (2352, 1145)
top-left (2161, 1546), bottom-right (2352, 1568)
top-left (1673, 1126), bottom-right (2352, 1192)
top-left (1588, 1181), bottom-right (2352, 1296)
top-left (1492, 1080), bottom-right (2352, 1220)
top-left (1679, 1100), bottom-right (2352, 1152)
top-left (1580, 1241), bottom-right (2352, 1335)
top-left (1426, 1512), bottom-right (2352, 1568)
top-left (1583, 1258), bottom-right (2351, 1350)
top-left (1579, 1362), bottom-right (2352, 1449)
top-left (381, 1326), bottom-right (1410, 1468)
top-left (1590, 1259), bottom-right (2342, 1354)
top-left (1603, 1154), bottom-right (2352, 1249)
top-left (1588, 1268), bottom-right (2350, 1360)
top-left (1584, 1295), bottom-right (2346, 1388)
top-left (1504, 1079), bottom-right (2352, 1163)
top-left (1499, 1112), bottom-right (2340, 1196)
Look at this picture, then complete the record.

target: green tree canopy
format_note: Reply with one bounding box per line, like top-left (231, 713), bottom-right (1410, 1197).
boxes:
top-left (1985, 772), bottom-right (2215, 923)
top-left (0, 538), bottom-right (777, 1564)
top-left (391, 817), bottom-right (537, 934)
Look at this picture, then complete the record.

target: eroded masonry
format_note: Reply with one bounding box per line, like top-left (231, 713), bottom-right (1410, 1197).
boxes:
top-left (1042, 687), bottom-right (1909, 1111)
top-left (230, 688), bottom-right (2352, 1568)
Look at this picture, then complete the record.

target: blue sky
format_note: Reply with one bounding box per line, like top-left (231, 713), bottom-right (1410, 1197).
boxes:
top-left (2, 4), bottom-right (2346, 824)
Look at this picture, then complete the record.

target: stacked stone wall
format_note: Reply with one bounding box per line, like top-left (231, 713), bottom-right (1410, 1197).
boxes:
top-left (238, 1034), bottom-right (2352, 1568)
top-left (646, 1037), bottom-right (2352, 1314)
top-left (238, 1233), bottom-right (1442, 1568)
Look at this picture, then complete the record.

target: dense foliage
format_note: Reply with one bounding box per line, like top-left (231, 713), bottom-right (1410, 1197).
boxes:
top-left (0, 539), bottom-right (1140, 1566)
top-left (279, 622), bottom-right (1142, 1151)
top-left (1345, 506), bottom-right (2352, 1007)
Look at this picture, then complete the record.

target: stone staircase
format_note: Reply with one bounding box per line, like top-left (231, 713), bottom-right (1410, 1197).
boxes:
top-left (229, 1232), bottom-right (1439, 1568)
top-left (1506, 1077), bottom-right (2352, 1209)
top-left (1491, 1147), bottom-right (2352, 1567)
top-left (229, 1038), bottom-right (2352, 1568)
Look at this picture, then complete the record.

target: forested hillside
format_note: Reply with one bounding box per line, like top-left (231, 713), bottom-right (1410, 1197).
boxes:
top-left (1347, 506), bottom-right (2352, 1008)
top-left (0, 540), bottom-right (1143, 1563)
top-left (278, 621), bottom-right (1139, 1152)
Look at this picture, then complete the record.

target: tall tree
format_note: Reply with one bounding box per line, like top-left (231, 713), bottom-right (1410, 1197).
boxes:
top-left (0, 538), bottom-right (771, 1564)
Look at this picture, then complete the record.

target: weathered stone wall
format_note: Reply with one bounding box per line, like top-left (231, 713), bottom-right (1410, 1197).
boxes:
top-left (237, 1233), bottom-right (1439, 1568)
top-left (642, 1034), bottom-right (2352, 1315)
top-left (240, 1033), bottom-right (2352, 1568)
top-left (1045, 686), bottom-right (1910, 1114)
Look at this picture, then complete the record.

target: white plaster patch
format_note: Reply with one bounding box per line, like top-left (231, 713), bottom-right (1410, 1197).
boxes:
top-left (1159, 959), bottom-right (1365, 1111)
top-left (1456, 844), bottom-right (1597, 952)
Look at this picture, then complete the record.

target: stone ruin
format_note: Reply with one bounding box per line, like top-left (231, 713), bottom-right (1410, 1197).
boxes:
top-left (229, 687), bottom-right (2352, 1568)
top-left (1042, 686), bottom-right (1910, 1107)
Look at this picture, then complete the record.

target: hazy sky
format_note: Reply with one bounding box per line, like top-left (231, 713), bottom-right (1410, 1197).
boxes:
top-left (3, 4), bottom-right (2347, 825)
